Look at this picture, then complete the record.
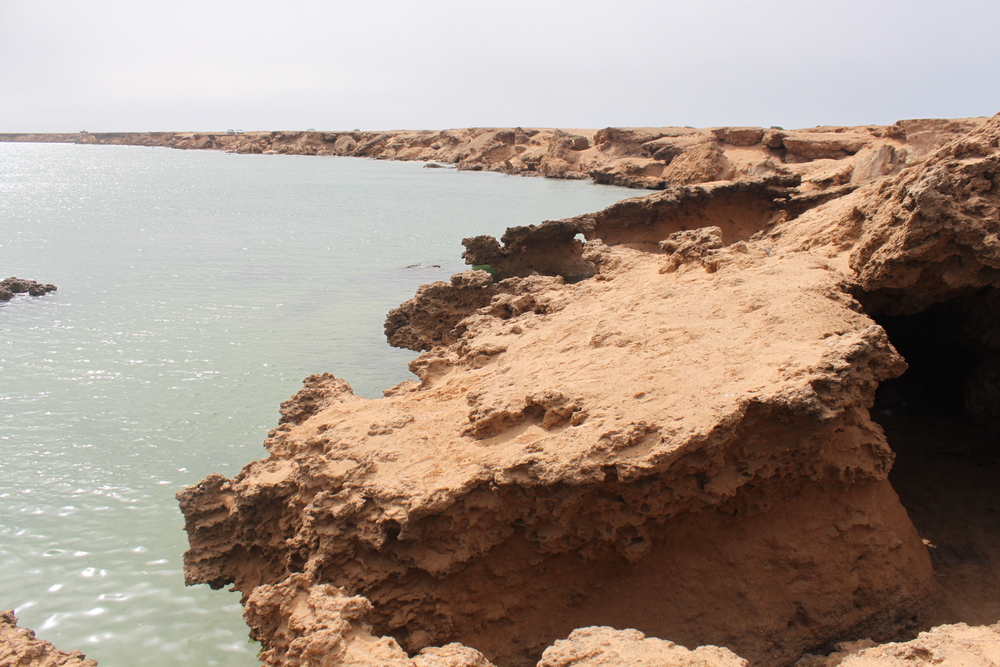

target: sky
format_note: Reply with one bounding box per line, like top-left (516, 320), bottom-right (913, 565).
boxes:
top-left (2, 0), bottom-right (999, 133)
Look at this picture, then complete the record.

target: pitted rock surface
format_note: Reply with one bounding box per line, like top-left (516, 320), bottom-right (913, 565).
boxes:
top-left (176, 114), bottom-right (1000, 667)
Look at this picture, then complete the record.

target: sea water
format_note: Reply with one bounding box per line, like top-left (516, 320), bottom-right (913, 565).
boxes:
top-left (0, 143), bottom-right (634, 666)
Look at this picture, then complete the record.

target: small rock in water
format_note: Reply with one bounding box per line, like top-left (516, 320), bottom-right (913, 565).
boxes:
top-left (0, 277), bottom-right (58, 301)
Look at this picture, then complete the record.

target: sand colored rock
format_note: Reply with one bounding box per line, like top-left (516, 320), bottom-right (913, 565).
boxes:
top-left (0, 611), bottom-right (97, 667)
top-left (538, 627), bottom-right (747, 667)
top-left (840, 623), bottom-right (1000, 667)
top-left (1, 118), bottom-right (985, 191)
top-left (797, 623), bottom-right (1000, 667)
top-left (849, 118), bottom-right (1000, 314)
top-left (168, 112), bottom-right (1000, 667)
top-left (242, 573), bottom-right (495, 667)
top-left (781, 130), bottom-right (870, 162)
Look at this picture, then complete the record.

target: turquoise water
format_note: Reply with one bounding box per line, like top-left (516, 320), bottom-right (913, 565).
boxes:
top-left (0, 143), bottom-right (633, 666)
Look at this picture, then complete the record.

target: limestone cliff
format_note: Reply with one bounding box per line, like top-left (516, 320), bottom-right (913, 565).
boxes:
top-left (173, 113), bottom-right (1000, 667)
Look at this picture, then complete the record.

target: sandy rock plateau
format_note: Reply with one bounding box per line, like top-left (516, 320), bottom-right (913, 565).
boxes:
top-left (5, 116), bottom-right (1000, 666)
top-left (173, 116), bottom-right (1000, 666)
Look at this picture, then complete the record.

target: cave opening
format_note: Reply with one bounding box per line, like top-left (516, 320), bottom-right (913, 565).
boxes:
top-left (866, 287), bottom-right (1000, 627)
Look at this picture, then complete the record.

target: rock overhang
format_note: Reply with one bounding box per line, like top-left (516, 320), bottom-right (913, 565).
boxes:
top-left (177, 113), bottom-right (1000, 667)
top-left (179, 205), bottom-right (926, 666)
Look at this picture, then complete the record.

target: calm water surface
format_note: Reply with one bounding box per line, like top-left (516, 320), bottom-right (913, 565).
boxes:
top-left (0, 143), bottom-right (633, 666)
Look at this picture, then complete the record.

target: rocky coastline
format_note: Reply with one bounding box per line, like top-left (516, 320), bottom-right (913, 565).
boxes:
top-left (178, 114), bottom-right (999, 666)
top-left (171, 113), bottom-right (1000, 666)
top-left (0, 118), bottom-right (984, 191)
top-left (5, 116), bottom-right (1000, 665)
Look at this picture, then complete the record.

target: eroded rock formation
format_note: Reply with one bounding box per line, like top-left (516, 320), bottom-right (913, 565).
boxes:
top-left (538, 627), bottom-right (747, 667)
top-left (177, 114), bottom-right (1000, 667)
top-left (797, 622), bottom-right (1000, 667)
top-left (0, 277), bottom-right (57, 302)
top-left (0, 118), bottom-right (984, 190)
top-left (0, 611), bottom-right (97, 666)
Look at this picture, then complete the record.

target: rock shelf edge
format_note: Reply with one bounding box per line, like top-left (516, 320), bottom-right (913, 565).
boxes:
top-left (171, 114), bottom-right (1000, 667)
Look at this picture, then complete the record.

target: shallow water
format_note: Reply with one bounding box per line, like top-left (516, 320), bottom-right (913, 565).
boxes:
top-left (0, 143), bottom-right (634, 666)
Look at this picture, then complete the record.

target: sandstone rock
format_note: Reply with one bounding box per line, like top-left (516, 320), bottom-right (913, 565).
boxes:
top-left (589, 157), bottom-right (665, 189)
top-left (278, 373), bottom-right (355, 425)
top-left (658, 226), bottom-right (724, 273)
top-left (593, 127), bottom-right (671, 156)
top-left (167, 114), bottom-right (1000, 667)
top-left (660, 141), bottom-right (731, 184)
top-left (384, 270), bottom-right (498, 351)
top-left (538, 157), bottom-right (579, 179)
top-left (712, 127), bottom-right (764, 146)
top-left (850, 114), bottom-right (1000, 313)
top-left (892, 118), bottom-right (988, 159)
top-left (797, 159), bottom-right (855, 187)
top-left (0, 610), bottom-right (97, 666)
top-left (5, 120), bottom-right (983, 198)
top-left (782, 131), bottom-right (870, 162)
top-left (840, 623), bottom-right (1000, 666)
top-left (243, 574), bottom-right (495, 667)
top-left (798, 623), bottom-right (1000, 667)
top-left (538, 627), bottom-right (747, 667)
top-left (179, 164), bottom-right (941, 666)
top-left (644, 141), bottom-right (684, 162)
top-left (849, 142), bottom-right (907, 185)
top-left (795, 639), bottom-right (879, 667)
top-left (332, 135), bottom-right (356, 153)
top-left (763, 128), bottom-right (786, 148)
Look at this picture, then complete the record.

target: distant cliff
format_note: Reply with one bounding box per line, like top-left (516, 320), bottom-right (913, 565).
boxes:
top-left (0, 118), bottom-right (985, 190)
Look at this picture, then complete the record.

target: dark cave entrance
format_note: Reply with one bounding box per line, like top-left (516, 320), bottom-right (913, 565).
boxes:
top-left (865, 288), bottom-right (1000, 627)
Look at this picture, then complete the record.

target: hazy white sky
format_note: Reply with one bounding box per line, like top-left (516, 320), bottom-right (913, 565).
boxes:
top-left (2, 0), bottom-right (998, 132)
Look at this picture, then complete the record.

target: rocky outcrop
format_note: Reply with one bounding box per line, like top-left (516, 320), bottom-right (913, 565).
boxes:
top-left (180, 234), bottom-right (935, 666)
top-left (242, 574), bottom-right (495, 667)
top-left (538, 627), bottom-right (747, 667)
top-left (0, 611), bottom-right (97, 666)
top-left (176, 113), bottom-right (1000, 667)
top-left (797, 623), bottom-right (1000, 667)
top-left (0, 118), bottom-right (986, 190)
top-left (0, 276), bottom-right (57, 301)
top-left (0, 277), bottom-right (57, 302)
top-left (849, 120), bottom-right (1000, 314)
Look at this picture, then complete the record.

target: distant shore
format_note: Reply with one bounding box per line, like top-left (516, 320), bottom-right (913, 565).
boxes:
top-left (2, 119), bottom-right (987, 190)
